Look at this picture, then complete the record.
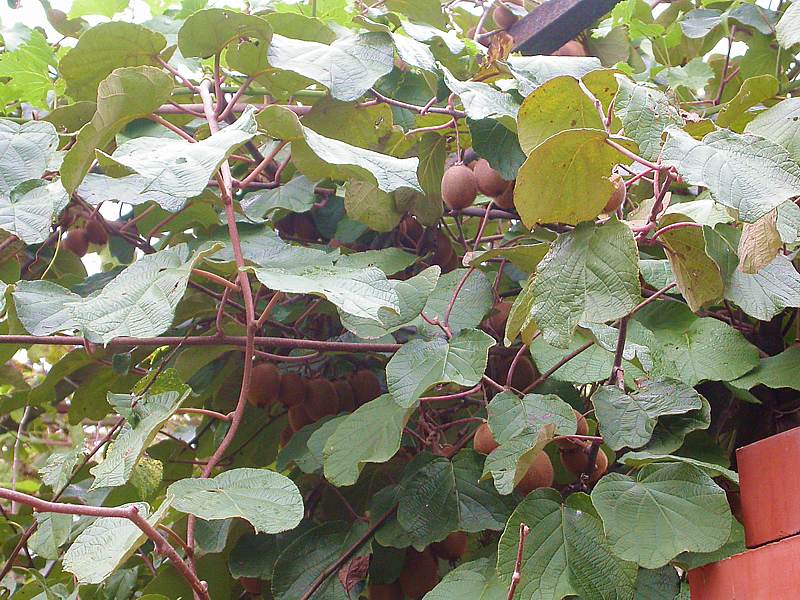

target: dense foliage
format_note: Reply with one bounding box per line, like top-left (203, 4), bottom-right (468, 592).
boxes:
top-left (0, 0), bottom-right (799, 598)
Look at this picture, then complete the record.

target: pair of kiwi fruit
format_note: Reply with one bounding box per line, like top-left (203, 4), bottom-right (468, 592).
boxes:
top-left (441, 158), bottom-right (515, 211)
top-left (473, 422), bottom-right (554, 493)
top-left (556, 412), bottom-right (609, 482)
top-left (63, 218), bottom-right (108, 257)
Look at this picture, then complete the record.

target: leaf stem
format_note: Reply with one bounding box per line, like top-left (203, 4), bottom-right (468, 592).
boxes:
top-left (507, 522), bottom-right (530, 600)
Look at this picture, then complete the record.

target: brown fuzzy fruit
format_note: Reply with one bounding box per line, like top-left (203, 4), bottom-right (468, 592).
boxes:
top-left (333, 379), bottom-right (356, 412)
top-left (553, 40), bottom-right (588, 57)
top-left (432, 230), bottom-right (459, 273)
top-left (278, 372), bottom-right (307, 408)
top-left (293, 213), bottom-right (319, 241)
top-left (515, 452), bottom-right (554, 495)
top-left (247, 362), bottom-right (281, 408)
top-left (84, 220), bottom-right (108, 245)
top-left (64, 228), bottom-right (89, 257)
top-left (288, 404), bottom-right (313, 431)
top-left (240, 577), bottom-right (262, 595)
top-left (441, 165), bottom-right (477, 210)
top-left (474, 422), bottom-right (499, 455)
top-left (508, 356), bottom-right (537, 391)
top-left (486, 301), bottom-right (512, 336)
top-left (349, 369), bottom-right (381, 406)
top-left (431, 532), bottom-right (468, 560)
top-left (493, 0), bottom-right (522, 30)
top-left (279, 425), bottom-right (293, 446)
top-left (474, 159), bottom-right (510, 197)
top-left (603, 173), bottom-right (626, 214)
top-left (368, 582), bottom-right (403, 600)
top-left (305, 378), bottom-right (340, 420)
top-left (493, 180), bottom-right (515, 210)
top-left (560, 447), bottom-right (609, 483)
top-left (399, 548), bottom-right (439, 600)
top-left (555, 409), bottom-right (589, 449)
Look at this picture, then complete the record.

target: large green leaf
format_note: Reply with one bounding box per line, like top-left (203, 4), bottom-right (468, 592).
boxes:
top-left (323, 394), bottom-right (414, 487)
top-left (417, 268), bottom-right (493, 337)
top-left (29, 513), bottom-right (72, 560)
top-left (619, 452), bottom-right (739, 484)
top-left (745, 98), bottom-right (800, 162)
top-left (0, 180), bottom-right (69, 244)
top-left (169, 468), bottom-right (303, 534)
top-left (634, 301), bottom-right (759, 386)
top-left (59, 22), bottom-right (167, 101)
top-left (83, 107), bottom-right (258, 212)
top-left (61, 66), bottom-right (174, 193)
top-left (731, 346), bottom-right (800, 391)
top-left (90, 389), bottom-right (189, 489)
top-left (717, 75), bottom-right (779, 131)
top-left (423, 558), bottom-right (505, 600)
top-left (496, 489), bottom-right (637, 600)
top-left (344, 179), bottom-right (403, 231)
top-left (63, 500), bottom-right (171, 584)
top-left (386, 328), bottom-right (495, 408)
top-left (592, 463), bottom-right (731, 568)
top-left (0, 119), bottom-right (59, 194)
top-left (531, 219), bottom-right (641, 347)
top-left (592, 379), bottom-right (703, 451)
top-left (514, 129), bottom-right (636, 226)
top-left (267, 32), bottom-right (393, 102)
top-left (614, 76), bottom-right (683, 161)
top-left (13, 280), bottom-right (78, 337)
top-left (178, 8), bottom-right (271, 58)
top-left (517, 76), bottom-right (602, 154)
top-left (662, 127), bottom-right (800, 223)
top-left (240, 175), bottom-right (317, 221)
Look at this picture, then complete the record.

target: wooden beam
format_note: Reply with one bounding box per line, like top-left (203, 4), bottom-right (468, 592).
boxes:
top-left (509, 0), bottom-right (623, 56)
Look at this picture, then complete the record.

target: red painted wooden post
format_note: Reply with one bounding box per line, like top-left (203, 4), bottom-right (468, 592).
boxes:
top-left (689, 427), bottom-right (800, 599)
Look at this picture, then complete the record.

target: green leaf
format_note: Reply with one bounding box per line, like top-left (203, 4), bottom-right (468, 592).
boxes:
top-left (63, 500), bottom-right (171, 584)
top-left (268, 32), bottom-right (393, 102)
top-left (634, 566), bottom-right (680, 600)
top-left (517, 75), bottom-right (602, 155)
top-left (717, 75), bottom-right (779, 131)
top-left (619, 452), bottom-right (739, 484)
top-left (59, 23), bottom-right (167, 101)
top-left (251, 264), bottom-right (399, 321)
top-left (339, 266), bottom-right (440, 339)
top-left (643, 399), bottom-right (711, 455)
top-left (168, 468), bottom-right (303, 534)
top-left (451, 450), bottom-right (515, 533)
top-left (731, 346), bottom-right (800, 391)
top-left (777, 2), bottom-right (800, 49)
top-left (531, 219), bottom-right (640, 347)
top-left (614, 76), bottom-right (683, 161)
top-left (90, 388), bottom-right (189, 489)
top-left (61, 66), bottom-right (174, 193)
top-left (442, 66), bottom-right (519, 124)
top-left (515, 129), bottom-right (637, 226)
top-left (467, 243), bottom-right (549, 274)
top-left (0, 180), bottom-right (69, 244)
top-left (680, 9), bottom-right (721, 38)
top-left (418, 268), bottom-right (493, 337)
top-left (29, 513), bottom-right (72, 560)
top-left (497, 489), bottom-right (637, 600)
top-left (240, 175), bottom-right (317, 221)
top-left (676, 518), bottom-right (746, 571)
top-left (344, 179), bottom-right (403, 231)
top-left (593, 379), bottom-right (703, 451)
top-left (83, 107), bottom-right (258, 212)
top-left (661, 127), bottom-right (800, 223)
top-left (468, 118), bottom-right (526, 181)
top-left (506, 55), bottom-right (603, 96)
top-left (0, 30), bottom-right (60, 107)
top-left (0, 119), bottom-right (59, 194)
top-left (14, 280), bottom-right (80, 336)
top-left (386, 328), bottom-right (495, 408)
top-left (178, 8), bottom-right (271, 58)
top-left (39, 438), bottom-right (84, 492)
top-left (69, 0), bottom-right (128, 18)
top-left (397, 455), bottom-right (460, 545)
top-left (423, 558), bottom-right (505, 600)
top-left (592, 463), bottom-right (732, 568)
top-left (323, 394), bottom-right (414, 487)
top-left (745, 98), bottom-right (800, 163)
top-left (738, 209), bottom-right (781, 274)
top-left (634, 301), bottom-right (759, 386)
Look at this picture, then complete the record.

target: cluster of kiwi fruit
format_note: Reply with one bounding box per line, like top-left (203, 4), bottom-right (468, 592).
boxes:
top-left (397, 215), bottom-right (460, 274)
top-left (61, 209), bottom-right (108, 257)
top-left (441, 152), bottom-right (516, 212)
top-left (368, 533), bottom-right (468, 600)
top-left (246, 362), bottom-right (382, 444)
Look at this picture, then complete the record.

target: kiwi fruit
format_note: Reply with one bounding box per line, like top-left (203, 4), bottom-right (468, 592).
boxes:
top-left (554, 409), bottom-right (589, 449)
top-left (368, 582), bottom-right (403, 600)
top-left (486, 301), bottom-right (512, 336)
top-left (399, 548), bottom-right (439, 600)
top-left (493, 0), bottom-right (523, 30)
top-left (63, 228), bottom-right (89, 257)
top-left (84, 219), bottom-right (108, 245)
top-left (508, 356), bottom-right (537, 391)
top-left (560, 446), bottom-right (609, 483)
top-left (603, 173), bottom-right (626, 214)
top-left (288, 404), bottom-right (313, 431)
top-left (247, 362), bottom-right (281, 408)
top-left (553, 40), bottom-right (588, 57)
top-left (293, 213), bottom-right (319, 241)
top-left (280, 425), bottom-right (293, 446)
top-left (441, 164), bottom-right (477, 210)
top-left (305, 377), bottom-right (340, 420)
top-left (493, 180), bottom-right (515, 210)
top-left (240, 577), bottom-right (262, 595)
top-left (349, 369), bottom-right (381, 406)
top-left (473, 159), bottom-right (510, 197)
top-left (474, 422), bottom-right (499, 455)
top-left (278, 372), bottom-right (307, 408)
top-left (515, 451), bottom-right (554, 495)
top-left (333, 379), bottom-right (356, 412)
top-left (431, 532), bottom-right (468, 560)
